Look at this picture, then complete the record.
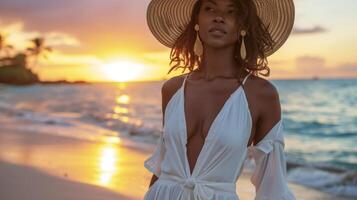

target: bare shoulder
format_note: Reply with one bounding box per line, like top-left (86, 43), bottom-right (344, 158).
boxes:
top-left (248, 74), bottom-right (280, 110)
top-left (162, 73), bottom-right (187, 98)
top-left (247, 74), bottom-right (281, 144)
top-left (161, 73), bottom-right (187, 114)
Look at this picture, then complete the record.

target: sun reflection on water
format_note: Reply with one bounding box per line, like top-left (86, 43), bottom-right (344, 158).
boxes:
top-left (110, 94), bottom-right (131, 122)
top-left (98, 143), bottom-right (119, 186)
top-left (114, 106), bottom-right (129, 114)
top-left (116, 94), bottom-right (130, 105)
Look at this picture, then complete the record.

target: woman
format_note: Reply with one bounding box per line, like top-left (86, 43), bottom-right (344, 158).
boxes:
top-left (144, 0), bottom-right (296, 199)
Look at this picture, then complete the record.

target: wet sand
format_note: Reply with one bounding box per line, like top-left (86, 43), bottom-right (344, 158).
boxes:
top-left (0, 121), bottom-right (353, 200)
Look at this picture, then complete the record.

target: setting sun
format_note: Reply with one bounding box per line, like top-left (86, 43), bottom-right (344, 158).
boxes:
top-left (101, 60), bottom-right (144, 82)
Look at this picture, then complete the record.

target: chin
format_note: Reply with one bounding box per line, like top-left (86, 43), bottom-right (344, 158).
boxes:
top-left (204, 40), bottom-right (232, 49)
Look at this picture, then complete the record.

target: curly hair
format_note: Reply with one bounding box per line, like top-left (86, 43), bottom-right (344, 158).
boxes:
top-left (167, 0), bottom-right (275, 77)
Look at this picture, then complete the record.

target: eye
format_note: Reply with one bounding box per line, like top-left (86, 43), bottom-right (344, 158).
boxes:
top-left (227, 9), bottom-right (236, 14)
top-left (204, 6), bottom-right (213, 11)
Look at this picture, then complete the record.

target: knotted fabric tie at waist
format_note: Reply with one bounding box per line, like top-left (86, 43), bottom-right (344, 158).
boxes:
top-left (159, 174), bottom-right (237, 200)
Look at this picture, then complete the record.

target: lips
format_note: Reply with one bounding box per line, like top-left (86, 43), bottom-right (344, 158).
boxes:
top-left (209, 27), bottom-right (227, 34)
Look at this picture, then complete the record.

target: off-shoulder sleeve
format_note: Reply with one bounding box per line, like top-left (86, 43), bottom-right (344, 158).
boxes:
top-left (144, 133), bottom-right (166, 177)
top-left (247, 119), bottom-right (296, 200)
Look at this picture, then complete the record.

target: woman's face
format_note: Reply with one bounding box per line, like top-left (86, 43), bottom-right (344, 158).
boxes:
top-left (197, 0), bottom-right (240, 49)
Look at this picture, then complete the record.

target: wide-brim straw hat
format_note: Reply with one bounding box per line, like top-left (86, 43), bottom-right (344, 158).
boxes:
top-left (147, 0), bottom-right (295, 57)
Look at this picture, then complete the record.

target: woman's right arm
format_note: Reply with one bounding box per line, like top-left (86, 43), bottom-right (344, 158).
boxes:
top-left (147, 75), bottom-right (185, 188)
top-left (149, 174), bottom-right (159, 187)
top-left (148, 79), bottom-right (171, 188)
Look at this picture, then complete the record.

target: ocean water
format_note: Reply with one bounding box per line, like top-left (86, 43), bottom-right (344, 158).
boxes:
top-left (0, 78), bottom-right (356, 198)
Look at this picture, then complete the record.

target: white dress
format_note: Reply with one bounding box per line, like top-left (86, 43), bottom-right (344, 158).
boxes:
top-left (143, 72), bottom-right (296, 200)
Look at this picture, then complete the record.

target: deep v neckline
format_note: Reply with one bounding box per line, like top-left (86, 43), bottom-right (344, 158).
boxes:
top-left (181, 72), bottom-right (249, 177)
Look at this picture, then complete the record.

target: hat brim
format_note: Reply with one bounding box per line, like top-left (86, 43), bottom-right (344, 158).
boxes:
top-left (147, 0), bottom-right (295, 57)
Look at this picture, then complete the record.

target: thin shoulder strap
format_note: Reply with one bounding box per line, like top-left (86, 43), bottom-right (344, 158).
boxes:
top-left (242, 72), bottom-right (251, 85)
top-left (182, 73), bottom-right (190, 88)
top-left (185, 73), bottom-right (190, 82)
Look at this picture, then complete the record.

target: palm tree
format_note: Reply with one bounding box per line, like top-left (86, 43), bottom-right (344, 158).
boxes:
top-left (26, 37), bottom-right (52, 69)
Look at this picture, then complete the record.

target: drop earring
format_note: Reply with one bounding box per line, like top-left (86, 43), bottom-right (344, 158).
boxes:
top-left (194, 24), bottom-right (203, 57)
top-left (240, 30), bottom-right (247, 62)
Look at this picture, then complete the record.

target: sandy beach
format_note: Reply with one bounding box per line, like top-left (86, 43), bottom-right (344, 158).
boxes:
top-left (0, 117), bottom-right (354, 200)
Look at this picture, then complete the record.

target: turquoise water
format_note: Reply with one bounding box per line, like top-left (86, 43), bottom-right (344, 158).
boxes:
top-left (278, 79), bottom-right (357, 170)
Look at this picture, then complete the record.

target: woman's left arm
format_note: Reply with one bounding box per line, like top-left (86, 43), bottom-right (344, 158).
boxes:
top-left (248, 82), bottom-right (296, 200)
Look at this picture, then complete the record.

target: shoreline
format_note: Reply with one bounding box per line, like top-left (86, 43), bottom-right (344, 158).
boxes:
top-left (0, 122), bottom-right (354, 200)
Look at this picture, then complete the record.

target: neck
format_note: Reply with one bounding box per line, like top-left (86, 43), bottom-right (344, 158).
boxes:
top-left (198, 45), bottom-right (243, 79)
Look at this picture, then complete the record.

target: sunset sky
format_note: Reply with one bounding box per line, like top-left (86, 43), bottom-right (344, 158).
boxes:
top-left (0, 0), bottom-right (356, 82)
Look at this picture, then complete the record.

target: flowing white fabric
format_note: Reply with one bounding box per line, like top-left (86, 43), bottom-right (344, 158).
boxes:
top-left (143, 73), bottom-right (296, 200)
top-left (247, 119), bottom-right (296, 200)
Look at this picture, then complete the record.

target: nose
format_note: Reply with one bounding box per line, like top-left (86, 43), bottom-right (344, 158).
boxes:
top-left (213, 15), bottom-right (224, 23)
top-left (213, 10), bottom-right (224, 22)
